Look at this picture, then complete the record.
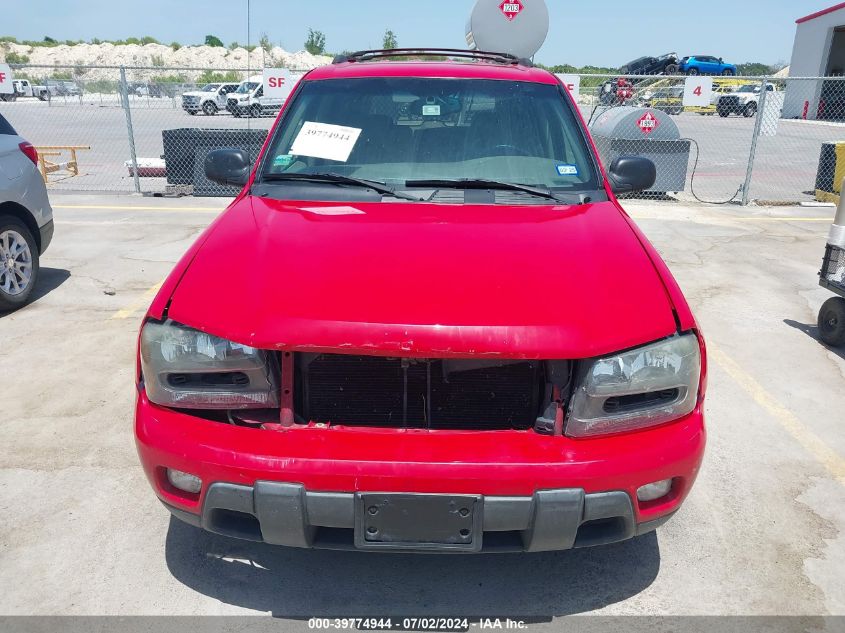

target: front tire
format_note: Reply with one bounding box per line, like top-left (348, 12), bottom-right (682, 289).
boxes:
top-left (202, 101), bottom-right (218, 116)
top-left (722, 69), bottom-right (735, 76)
top-left (819, 297), bottom-right (845, 347)
top-left (0, 216), bottom-right (40, 312)
top-left (743, 102), bottom-right (757, 117)
top-left (249, 104), bottom-right (262, 118)
top-left (687, 67), bottom-right (700, 76)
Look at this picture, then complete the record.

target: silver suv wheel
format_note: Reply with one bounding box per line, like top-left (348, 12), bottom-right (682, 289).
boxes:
top-left (0, 229), bottom-right (33, 296)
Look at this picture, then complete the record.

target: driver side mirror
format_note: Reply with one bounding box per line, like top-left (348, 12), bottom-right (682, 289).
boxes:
top-left (204, 148), bottom-right (250, 187)
top-left (607, 156), bottom-right (657, 195)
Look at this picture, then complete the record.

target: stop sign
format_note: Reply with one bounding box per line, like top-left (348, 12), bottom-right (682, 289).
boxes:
top-left (499, 0), bottom-right (524, 21)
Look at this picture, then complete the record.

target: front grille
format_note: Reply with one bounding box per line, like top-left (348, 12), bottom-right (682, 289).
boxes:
top-left (182, 96), bottom-right (198, 106)
top-left (297, 354), bottom-right (541, 430)
top-left (718, 96), bottom-right (740, 109)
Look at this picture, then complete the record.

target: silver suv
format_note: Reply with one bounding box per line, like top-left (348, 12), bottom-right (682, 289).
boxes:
top-left (0, 113), bottom-right (54, 311)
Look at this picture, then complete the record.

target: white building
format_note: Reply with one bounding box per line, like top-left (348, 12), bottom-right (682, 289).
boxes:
top-left (784, 2), bottom-right (845, 120)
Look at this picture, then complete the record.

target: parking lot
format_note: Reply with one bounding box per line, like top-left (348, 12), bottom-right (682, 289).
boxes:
top-left (1, 90), bottom-right (841, 203)
top-left (1, 193), bottom-right (844, 621)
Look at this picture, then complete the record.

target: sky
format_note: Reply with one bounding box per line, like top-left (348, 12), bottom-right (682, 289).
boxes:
top-left (5, 0), bottom-right (829, 68)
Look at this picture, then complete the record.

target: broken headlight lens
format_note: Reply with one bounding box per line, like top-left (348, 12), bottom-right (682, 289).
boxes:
top-left (140, 321), bottom-right (279, 409)
top-left (566, 333), bottom-right (701, 438)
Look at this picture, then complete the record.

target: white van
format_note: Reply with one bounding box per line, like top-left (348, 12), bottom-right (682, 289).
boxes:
top-left (226, 75), bottom-right (285, 118)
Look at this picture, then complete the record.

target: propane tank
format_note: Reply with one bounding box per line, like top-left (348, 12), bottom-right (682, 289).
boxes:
top-left (465, 0), bottom-right (549, 60)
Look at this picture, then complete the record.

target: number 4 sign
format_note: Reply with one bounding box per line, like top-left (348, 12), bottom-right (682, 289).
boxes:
top-left (683, 76), bottom-right (712, 107)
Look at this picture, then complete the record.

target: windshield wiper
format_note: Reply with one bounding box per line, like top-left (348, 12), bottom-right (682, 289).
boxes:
top-left (261, 172), bottom-right (421, 201)
top-left (404, 178), bottom-right (564, 202)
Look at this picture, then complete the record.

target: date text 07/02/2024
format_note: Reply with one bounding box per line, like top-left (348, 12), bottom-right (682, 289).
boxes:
top-left (306, 617), bottom-right (529, 631)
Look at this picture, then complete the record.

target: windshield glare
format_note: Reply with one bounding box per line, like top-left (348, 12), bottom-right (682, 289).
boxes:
top-left (201, 84), bottom-right (220, 92)
top-left (261, 77), bottom-right (599, 195)
top-left (236, 82), bottom-right (259, 94)
top-left (738, 85), bottom-right (758, 93)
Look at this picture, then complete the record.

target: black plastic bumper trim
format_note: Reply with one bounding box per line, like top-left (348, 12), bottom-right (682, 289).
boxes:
top-left (162, 482), bottom-right (673, 552)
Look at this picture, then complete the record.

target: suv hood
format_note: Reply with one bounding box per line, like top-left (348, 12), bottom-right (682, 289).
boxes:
top-left (167, 198), bottom-right (678, 359)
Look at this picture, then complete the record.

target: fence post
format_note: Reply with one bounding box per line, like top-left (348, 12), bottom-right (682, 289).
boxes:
top-left (119, 66), bottom-right (141, 194)
top-left (740, 78), bottom-right (769, 206)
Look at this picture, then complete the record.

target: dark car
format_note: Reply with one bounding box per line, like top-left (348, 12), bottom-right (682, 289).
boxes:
top-left (620, 53), bottom-right (679, 76)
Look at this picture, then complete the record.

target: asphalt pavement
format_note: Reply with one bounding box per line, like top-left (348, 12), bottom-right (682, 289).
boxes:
top-left (0, 193), bottom-right (844, 623)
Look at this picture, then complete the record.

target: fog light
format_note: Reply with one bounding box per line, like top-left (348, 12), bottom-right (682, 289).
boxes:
top-left (637, 479), bottom-right (673, 502)
top-left (167, 469), bottom-right (202, 494)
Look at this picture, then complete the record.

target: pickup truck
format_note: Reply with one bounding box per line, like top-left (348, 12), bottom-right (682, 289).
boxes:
top-left (3, 79), bottom-right (49, 101)
top-left (181, 83), bottom-right (240, 116)
top-left (716, 83), bottom-right (777, 117)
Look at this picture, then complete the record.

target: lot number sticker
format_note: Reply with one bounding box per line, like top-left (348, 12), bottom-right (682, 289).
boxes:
top-left (683, 76), bottom-right (713, 107)
top-left (0, 64), bottom-right (13, 94)
top-left (290, 122), bottom-right (363, 162)
top-left (263, 68), bottom-right (294, 100)
top-left (555, 74), bottom-right (581, 101)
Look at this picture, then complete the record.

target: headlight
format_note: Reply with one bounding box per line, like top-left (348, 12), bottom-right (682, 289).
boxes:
top-left (140, 321), bottom-right (279, 409)
top-left (566, 334), bottom-right (701, 438)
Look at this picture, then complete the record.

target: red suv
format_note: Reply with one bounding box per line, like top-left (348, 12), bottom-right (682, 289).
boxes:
top-left (135, 49), bottom-right (706, 553)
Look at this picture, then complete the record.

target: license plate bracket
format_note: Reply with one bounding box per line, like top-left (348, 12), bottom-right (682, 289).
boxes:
top-left (354, 493), bottom-right (482, 552)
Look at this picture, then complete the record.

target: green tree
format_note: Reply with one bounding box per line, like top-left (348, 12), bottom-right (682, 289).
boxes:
top-left (382, 29), bottom-right (398, 50)
top-left (304, 28), bottom-right (325, 55)
top-left (140, 36), bottom-right (160, 45)
top-left (170, 41), bottom-right (181, 51)
top-left (259, 32), bottom-right (272, 53)
top-left (43, 36), bottom-right (57, 44)
top-left (735, 62), bottom-right (774, 76)
top-left (205, 34), bottom-right (224, 48)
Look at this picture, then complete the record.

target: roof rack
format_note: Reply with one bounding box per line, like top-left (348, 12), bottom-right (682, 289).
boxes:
top-left (332, 48), bottom-right (534, 68)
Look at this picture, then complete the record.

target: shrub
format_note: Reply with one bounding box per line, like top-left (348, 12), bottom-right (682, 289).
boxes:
top-left (5, 52), bottom-right (29, 64)
top-left (196, 70), bottom-right (241, 84)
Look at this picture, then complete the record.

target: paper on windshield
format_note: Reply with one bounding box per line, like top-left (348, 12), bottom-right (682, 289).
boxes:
top-left (290, 121), bottom-right (363, 162)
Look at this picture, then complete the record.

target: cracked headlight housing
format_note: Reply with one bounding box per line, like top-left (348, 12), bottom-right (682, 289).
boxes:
top-left (140, 321), bottom-right (279, 409)
top-left (566, 334), bottom-right (701, 438)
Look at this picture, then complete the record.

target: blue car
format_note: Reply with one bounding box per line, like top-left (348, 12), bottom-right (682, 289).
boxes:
top-left (679, 55), bottom-right (737, 76)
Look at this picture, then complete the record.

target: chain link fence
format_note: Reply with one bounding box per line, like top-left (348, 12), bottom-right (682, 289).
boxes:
top-left (2, 64), bottom-right (844, 204)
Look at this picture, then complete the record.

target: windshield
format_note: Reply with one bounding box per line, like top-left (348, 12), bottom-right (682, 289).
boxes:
top-left (201, 84), bottom-right (220, 92)
top-left (737, 85), bottom-right (758, 93)
top-left (260, 77), bottom-right (599, 196)
top-left (236, 82), bottom-right (259, 94)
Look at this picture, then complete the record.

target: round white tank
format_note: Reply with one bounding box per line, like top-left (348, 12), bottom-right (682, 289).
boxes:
top-left (465, 0), bottom-right (549, 60)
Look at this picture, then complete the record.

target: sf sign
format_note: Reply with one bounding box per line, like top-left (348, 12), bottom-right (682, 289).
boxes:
top-left (499, 0), bottom-right (523, 21)
top-left (637, 112), bottom-right (660, 135)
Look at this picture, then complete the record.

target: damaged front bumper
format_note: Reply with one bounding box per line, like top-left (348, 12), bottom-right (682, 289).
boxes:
top-left (136, 391), bottom-right (704, 553)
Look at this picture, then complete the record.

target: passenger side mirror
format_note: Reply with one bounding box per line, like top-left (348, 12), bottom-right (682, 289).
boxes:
top-left (204, 148), bottom-right (251, 187)
top-left (607, 156), bottom-right (657, 195)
